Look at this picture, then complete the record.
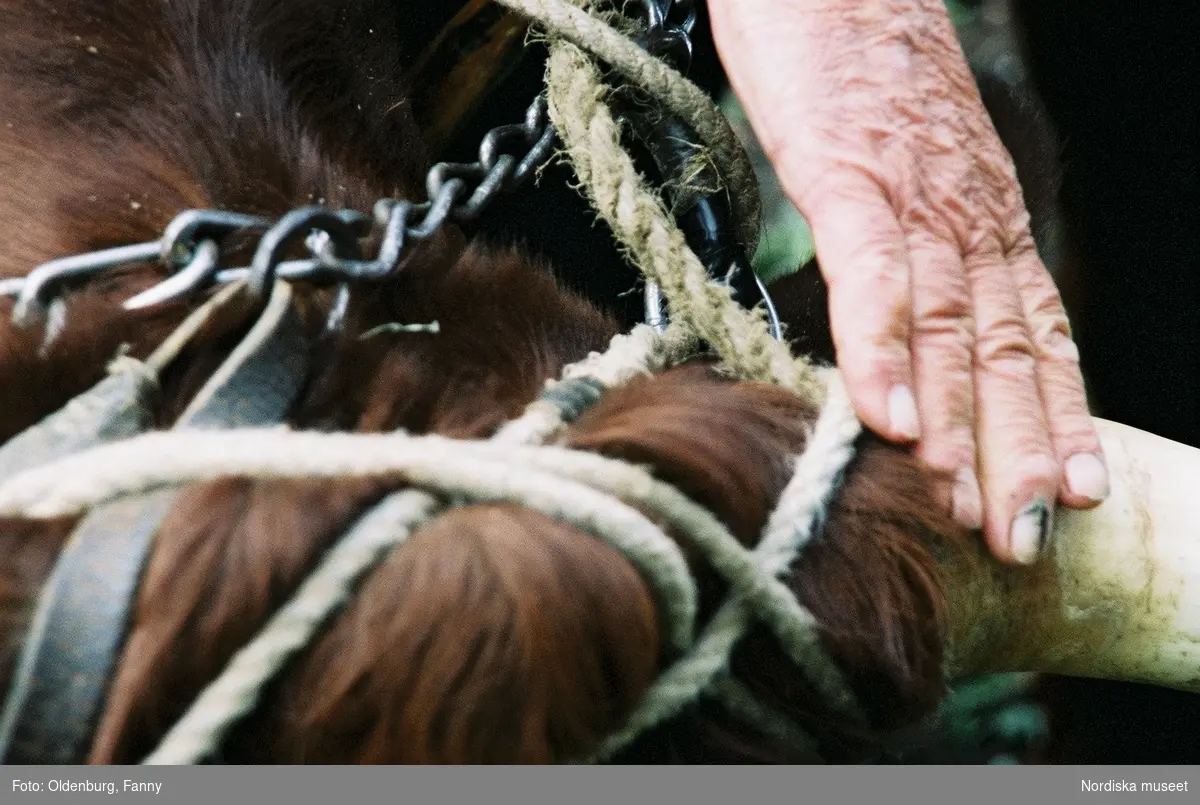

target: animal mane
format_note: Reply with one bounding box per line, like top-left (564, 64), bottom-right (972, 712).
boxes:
top-left (0, 0), bottom-right (976, 764)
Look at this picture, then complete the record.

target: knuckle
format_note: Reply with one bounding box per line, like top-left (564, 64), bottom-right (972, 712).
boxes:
top-left (913, 310), bottom-right (975, 355)
top-left (974, 320), bottom-right (1037, 375)
top-left (1031, 314), bottom-right (1081, 365)
top-left (918, 427), bottom-right (976, 475)
top-left (1052, 418), bottom-right (1102, 455)
top-left (1010, 452), bottom-right (1060, 491)
top-left (836, 339), bottom-right (909, 388)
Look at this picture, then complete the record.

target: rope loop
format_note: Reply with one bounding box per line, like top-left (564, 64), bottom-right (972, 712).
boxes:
top-left (0, 0), bottom-right (876, 766)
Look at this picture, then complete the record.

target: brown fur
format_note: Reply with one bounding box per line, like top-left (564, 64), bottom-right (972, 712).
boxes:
top-left (0, 0), bottom-right (434, 439)
top-left (0, 0), bottom-right (976, 764)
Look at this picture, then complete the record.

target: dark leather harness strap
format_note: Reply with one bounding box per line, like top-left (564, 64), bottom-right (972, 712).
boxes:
top-left (0, 367), bottom-right (157, 481)
top-left (0, 280), bottom-right (311, 765)
top-left (0, 282), bottom-right (252, 481)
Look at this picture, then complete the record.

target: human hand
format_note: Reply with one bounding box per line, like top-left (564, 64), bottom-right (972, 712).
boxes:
top-left (707, 0), bottom-right (1109, 564)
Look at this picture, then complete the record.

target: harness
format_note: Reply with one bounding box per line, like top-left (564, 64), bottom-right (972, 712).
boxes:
top-left (0, 0), bottom-right (864, 765)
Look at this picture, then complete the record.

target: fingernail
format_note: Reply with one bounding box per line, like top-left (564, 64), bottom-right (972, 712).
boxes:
top-left (1065, 452), bottom-right (1110, 502)
top-left (887, 385), bottom-right (920, 441)
top-left (1010, 498), bottom-right (1052, 565)
top-left (952, 467), bottom-right (983, 530)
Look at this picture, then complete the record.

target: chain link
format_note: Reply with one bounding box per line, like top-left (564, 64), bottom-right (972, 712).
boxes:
top-left (625, 0), bottom-right (697, 73)
top-left (2, 0), bottom-right (786, 341)
top-left (3, 94), bottom-right (556, 321)
top-left (613, 0), bottom-right (783, 340)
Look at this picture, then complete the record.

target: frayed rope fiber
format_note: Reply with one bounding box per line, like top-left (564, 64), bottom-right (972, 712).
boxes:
top-left (491, 0), bottom-right (763, 254)
top-left (0, 0), bottom-right (874, 766)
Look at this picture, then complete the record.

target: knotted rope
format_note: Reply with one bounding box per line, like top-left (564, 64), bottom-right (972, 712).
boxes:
top-left (490, 0), bottom-right (764, 254)
top-left (493, 0), bottom-right (826, 407)
top-left (0, 359), bottom-right (864, 764)
top-left (0, 0), bottom-right (872, 765)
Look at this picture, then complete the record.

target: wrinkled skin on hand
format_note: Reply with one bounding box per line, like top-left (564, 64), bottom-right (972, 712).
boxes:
top-left (708, 0), bottom-right (1108, 565)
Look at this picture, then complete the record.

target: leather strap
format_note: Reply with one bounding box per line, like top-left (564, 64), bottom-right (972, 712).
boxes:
top-left (0, 280), bottom-right (310, 765)
top-left (0, 366), bottom-right (158, 481)
top-left (0, 281), bottom-right (251, 481)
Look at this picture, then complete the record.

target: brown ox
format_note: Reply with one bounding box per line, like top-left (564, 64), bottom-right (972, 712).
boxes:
top-left (0, 0), bottom-right (1196, 765)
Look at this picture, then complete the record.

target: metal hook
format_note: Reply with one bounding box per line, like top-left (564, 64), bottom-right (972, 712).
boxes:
top-left (643, 273), bottom-right (784, 341)
top-left (644, 282), bottom-right (668, 333)
top-left (12, 240), bottom-right (163, 328)
top-left (756, 274), bottom-right (784, 341)
top-left (123, 239), bottom-right (221, 310)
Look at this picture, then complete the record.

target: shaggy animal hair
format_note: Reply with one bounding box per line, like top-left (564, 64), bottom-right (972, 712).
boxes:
top-left (0, 0), bottom-right (1070, 764)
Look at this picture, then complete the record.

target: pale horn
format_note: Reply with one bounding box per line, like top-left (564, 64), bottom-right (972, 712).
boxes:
top-left (941, 418), bottom-right (1200, 693)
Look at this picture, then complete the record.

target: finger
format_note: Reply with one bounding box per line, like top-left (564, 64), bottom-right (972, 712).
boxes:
top-left (803, 172), bottom-right (920, 444)
top-left (906, 227), bottom-right (981, 529)
top-left (1010, 239), bottom-right (1109, 509)
top-left (966, 240), bottom-right (1061, 565)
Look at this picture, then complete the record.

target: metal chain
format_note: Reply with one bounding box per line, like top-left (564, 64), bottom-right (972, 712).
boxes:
top-left (3, 0), bottom-right (786, 342)
top-left (3, 93), bottom-right (556, 326)
top-left (614, 0), bottom-right (784, 340)
top-left (626, 0), bottom-right (698, 72)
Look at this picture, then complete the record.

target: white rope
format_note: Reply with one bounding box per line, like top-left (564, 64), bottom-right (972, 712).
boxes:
top-left (0, 363), bottom-right (864, 764)
top-left (493, 322), bottom-right (697, 445)
top-left (0, 1), bottom-right (872, 766)
top-left (142, 489), bottom-right (443, 765)
top-left (0, 432), bottom-right (702, 649)
top-left (559, 322), bottom-right (697, 386)
top-left (759, 369), bottom-right (862, 574)
top-left (587, 374), bottom-right (861, 760)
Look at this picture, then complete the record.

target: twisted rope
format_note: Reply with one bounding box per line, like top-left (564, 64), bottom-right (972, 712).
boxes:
top-left (0, 364), bottom-right (865, 764)
top-left (543, 41), bottom-right (827, 405)
top-left (490, 0), bottom-right (763, 253)
top-left (0, 0), bottom-right (873, 766)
